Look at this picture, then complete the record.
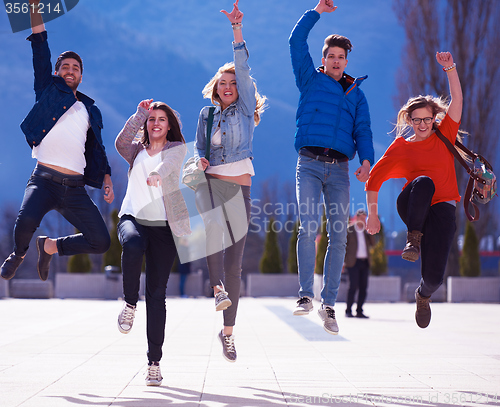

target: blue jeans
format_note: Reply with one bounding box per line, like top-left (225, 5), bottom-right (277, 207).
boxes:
top-left (296, 154), bottom-right (350, 306)
top-left (117, 215), bottom-right (177, 362)
top-left (13, 165), bottom-right (110, 257)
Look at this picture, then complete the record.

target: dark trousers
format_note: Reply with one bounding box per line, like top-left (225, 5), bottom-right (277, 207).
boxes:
top-left (346, 258), bottom-right (369, 314)
top-left (117, 215), bottom-right (177, 362)
top-left (13, 165), bottom-right (110, 257)
top-left (397, 176), bottom-right (457, 297)
top-left (195, 176), bottom-right (251, 327)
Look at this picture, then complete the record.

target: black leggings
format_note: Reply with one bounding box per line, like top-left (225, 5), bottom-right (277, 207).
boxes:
top-left (397, 176), bottom-right (457, 297)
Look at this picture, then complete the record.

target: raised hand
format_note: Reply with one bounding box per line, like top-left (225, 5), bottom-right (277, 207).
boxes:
top-left (436, 52), bottom-right (454, 68)
top-left (315, 0), bottom-right (337, 14)
top-left (221, 0), bottom-right (243, 24)
top-left (138, 99), bottom-right (153, 111)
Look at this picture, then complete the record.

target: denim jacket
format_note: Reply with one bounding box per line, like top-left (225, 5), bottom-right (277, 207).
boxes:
top-left (289, 10), bottom-right (374, 165)
top-left (20, 31), bottom-right (111, 189)
top-left (194, 41), bottom-right (256, 166)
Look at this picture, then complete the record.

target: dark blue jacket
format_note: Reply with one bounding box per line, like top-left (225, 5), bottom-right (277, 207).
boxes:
top-left (289, 10), bottom-right (374, 165)
top-left (20, 31), bottom-right (111, 189)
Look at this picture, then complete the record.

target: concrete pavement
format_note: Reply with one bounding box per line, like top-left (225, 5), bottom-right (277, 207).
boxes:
top-left (1, 297), bottom-right (499, 407)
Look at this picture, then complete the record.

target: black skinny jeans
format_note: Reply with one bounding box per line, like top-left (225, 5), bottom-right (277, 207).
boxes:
top-left (13, 164), bottom-right (110, 257)
top-left (195, 176), bottom-right (251, 327)
top-left (117, 215), bottom-right (177, 363)
top-left (397, 176), bottom-right (457, 297)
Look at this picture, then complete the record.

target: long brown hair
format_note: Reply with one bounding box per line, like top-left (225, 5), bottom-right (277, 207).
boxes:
top-left (141, 102), bottom-right (185, 146)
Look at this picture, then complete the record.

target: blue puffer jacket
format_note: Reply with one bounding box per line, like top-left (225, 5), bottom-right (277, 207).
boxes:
top-left (289, 10), bottom-right (374, 165)
top-left (20, 31), bottom-right (111, 189)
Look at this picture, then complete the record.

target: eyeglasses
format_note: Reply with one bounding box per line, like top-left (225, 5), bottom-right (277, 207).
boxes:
top-left (411, 117), bottom-right (433, 125)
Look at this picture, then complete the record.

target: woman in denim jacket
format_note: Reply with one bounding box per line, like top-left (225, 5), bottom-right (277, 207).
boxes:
top-left (194, 0), bottom-right (266, 363)
top-left (115, 99), bottom-right (190, 386)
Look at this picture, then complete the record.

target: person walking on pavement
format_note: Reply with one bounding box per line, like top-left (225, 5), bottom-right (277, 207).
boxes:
top-left (344, 209), bottom-right (374, 319)
top-left (290, 0), bottom-right (374, 335)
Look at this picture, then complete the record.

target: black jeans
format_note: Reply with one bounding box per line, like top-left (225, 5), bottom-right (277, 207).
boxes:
top-left (346, 259), bottom-right (369, 314)
top-left (195, 176), bottom-right (251, 327)
top-left (13, 165), bottom-right (110, 257)
top-left (117, 215), bottom-right (177, 362)
top-left (397, 176), bottom-right (457, 297)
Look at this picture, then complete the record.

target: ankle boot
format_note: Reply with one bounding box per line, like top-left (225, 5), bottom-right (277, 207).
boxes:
top-left (401, 230), bottom-right (423, 262)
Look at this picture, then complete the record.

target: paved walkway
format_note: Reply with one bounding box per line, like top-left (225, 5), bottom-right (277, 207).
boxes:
top-left (1, 297), bottom-right (499, 407)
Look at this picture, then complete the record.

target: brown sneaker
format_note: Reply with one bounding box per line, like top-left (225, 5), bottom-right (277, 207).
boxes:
top-left (401, 231), bottom-right (423, 262)
top-left (415, 288), bottom-right (431, 328)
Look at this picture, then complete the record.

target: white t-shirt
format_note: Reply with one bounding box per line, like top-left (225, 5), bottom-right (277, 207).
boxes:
top-left (355, 227), bottom-right (368, 259)
top-left (32, 101), bottom-right (88, 174)
top-left (119, 149), bottom-right (167, 222)
top-left (205, 128), bottom-right (255, 177)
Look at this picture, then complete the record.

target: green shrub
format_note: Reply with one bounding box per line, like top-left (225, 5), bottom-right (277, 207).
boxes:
top-left (314, 212), bottom-right (327, 275)
top-left (459, 221), bottom-right (481, 277)
top-left (67, 253), bottom-right (92, 273)
top-left (102, 209), bottom-right (122, 273)
top-left (370, 222), bottom-right (388, 276)
top-left (259, 217), bottom-right (283, 274)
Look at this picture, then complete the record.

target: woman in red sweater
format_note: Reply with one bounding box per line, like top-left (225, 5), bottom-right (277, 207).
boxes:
top-left (365, 51), bottom-right (463, 329)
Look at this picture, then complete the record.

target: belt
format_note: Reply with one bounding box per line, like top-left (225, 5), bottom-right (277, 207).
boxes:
top-left (34, 168), bottom-right (85, 187)
top-left (299, 148), bottom-right (349, 164)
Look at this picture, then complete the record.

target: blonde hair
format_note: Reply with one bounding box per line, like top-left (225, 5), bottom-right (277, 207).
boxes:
top-left (395, 94), bottom-right (468, 160)
top-left (395, 95), bottom-right (448, 138)
top-left (202, 62), bottom-right (267, 126)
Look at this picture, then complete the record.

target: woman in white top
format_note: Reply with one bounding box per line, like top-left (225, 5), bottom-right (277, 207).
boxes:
top-left (115, 99), bottom-right (190, 386)
top-left (193, 0), bottom-right (266, 363)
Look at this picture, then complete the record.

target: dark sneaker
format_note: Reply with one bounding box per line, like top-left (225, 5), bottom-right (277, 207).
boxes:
top-left (36, 236), bottom-right (53, 281)
top-left (214, 284), bottom-right (232, 311)
top-left (318, 305), bottom-right (339, 335)
top-left (345, 310), bottom-right (354, 318)
top-left (145, 361), bottom-right (162, 386)
top-left (415, 288), bottom-right (431, 328)
top-left (293, 296), bottom-right (313, 315)
top-left (1, 253), bottom-right (24, 280)
top-left (218, 330), bottom-right (237, 363)
top-left (118, 303), bottom-right (136, 334)
top-left (356, 312), bottom-right (369, 319)
top-left (401, 231), bottom-right (423, 262)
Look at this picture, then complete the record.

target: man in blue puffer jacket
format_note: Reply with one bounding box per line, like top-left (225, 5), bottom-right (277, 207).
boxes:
top-left (290, 0), bottom-right (374, 335)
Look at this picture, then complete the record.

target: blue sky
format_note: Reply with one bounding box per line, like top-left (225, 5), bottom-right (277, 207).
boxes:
top-left (0, 0), bottom-right (408, 234)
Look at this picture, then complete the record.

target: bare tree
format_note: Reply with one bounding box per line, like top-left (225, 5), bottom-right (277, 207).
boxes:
top-left (393, 0), bottom-right (500, 275)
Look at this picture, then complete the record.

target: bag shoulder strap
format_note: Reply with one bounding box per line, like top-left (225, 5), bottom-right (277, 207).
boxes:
top-left (205, 107), bottom-right (215, 160)
top-left (434, 128), bottom-right (479, 222)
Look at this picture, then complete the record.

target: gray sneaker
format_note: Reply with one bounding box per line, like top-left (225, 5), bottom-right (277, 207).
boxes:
top-left (293, 296), bottom-right (313, 315)
top-left (145, 361), bottom-right (162, 386)
top-left (214, 284), bottom-right (232, 311)
top-left (218, 330), bottom-right (237, 362)
top-left (318, 305), bottom-right (339, 335)
top-left (118, 302), bottom-right (136, 334)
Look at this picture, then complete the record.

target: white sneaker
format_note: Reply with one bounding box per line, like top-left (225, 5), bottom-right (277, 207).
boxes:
top-left (318, 304), bottom-right (339, 335)
top-left (293, 296), bottom-right (313, 315)
top-left (145, 361), bottom-right (162, 386)
top-left (214, 284), bottom-right (232, 311)
top-left (117, 302), bottom-right (136, 334)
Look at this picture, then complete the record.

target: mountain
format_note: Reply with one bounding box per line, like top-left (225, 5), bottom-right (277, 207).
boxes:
top-left (0, 0), bottom-right (407, 234)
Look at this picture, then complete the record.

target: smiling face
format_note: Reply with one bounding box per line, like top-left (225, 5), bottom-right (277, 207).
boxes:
top-left (322, 46), bottom-right (348, 81)
top-left (55, 58), bottom-right (82, 91)
top-left (147, 109), bottom-right (170, 144)
top-left (409, 106), bottom-right (435, 142)
top-left (216, 72), bottom-right (238, 110)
